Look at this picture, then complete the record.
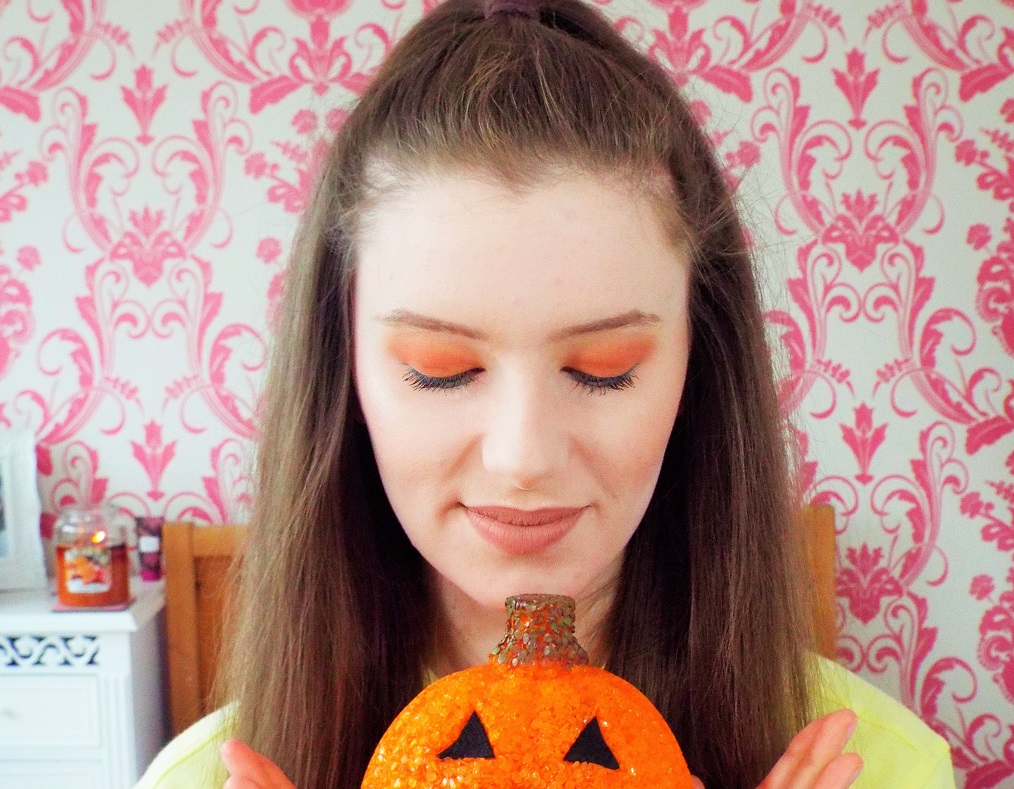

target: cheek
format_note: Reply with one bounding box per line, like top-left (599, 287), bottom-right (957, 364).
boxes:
top-left (595, 366), bottom-right (684, 501)
top-left (354, 343), bottom-right (468, 505)
top-left (354, 345), bottom-right (417, 491)
top-left (604, 437), bottom-right (667, 517)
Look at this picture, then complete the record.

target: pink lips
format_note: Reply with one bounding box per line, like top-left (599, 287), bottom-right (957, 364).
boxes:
top-left (466, 505), bottom-right (584, 555)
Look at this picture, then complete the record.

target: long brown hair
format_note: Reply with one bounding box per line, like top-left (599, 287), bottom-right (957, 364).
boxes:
top-left (221, 1), bottom-right (816, 786)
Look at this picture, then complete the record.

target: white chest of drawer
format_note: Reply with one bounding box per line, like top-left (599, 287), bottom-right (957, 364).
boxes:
top-left (0, 580), bottom-right (168, 788)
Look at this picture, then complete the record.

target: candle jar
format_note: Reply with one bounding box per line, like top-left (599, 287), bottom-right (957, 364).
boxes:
top-left (55, 503), bottom-right (130, 608)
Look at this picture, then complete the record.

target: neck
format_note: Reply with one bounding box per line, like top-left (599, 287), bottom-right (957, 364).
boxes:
top-left (427, 574), bottom-right (617, 676)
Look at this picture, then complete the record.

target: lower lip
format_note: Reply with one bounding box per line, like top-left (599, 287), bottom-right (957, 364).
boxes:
top-left (466, 508), bottom-right (583, 556)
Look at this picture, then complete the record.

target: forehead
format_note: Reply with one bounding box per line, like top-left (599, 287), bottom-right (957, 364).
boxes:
top-left (354, 170), bottom-right (690, 343)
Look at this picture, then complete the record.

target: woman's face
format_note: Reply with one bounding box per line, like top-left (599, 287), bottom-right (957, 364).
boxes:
top-left (353, 168), bottom-right (691, 616)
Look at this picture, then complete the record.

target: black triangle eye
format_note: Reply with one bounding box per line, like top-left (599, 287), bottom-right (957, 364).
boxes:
top-left (438, 711), bottom-right (495, 759)
top-left (563, 717), bottom-right (619, 770)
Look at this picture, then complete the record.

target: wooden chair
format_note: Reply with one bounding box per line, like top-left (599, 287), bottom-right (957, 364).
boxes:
top-left (162, 505), bottom-right (839, 736)
top-left (163, 522), bottom-right (248, 736)
top-left (802, 503), bottom-right (838, 660)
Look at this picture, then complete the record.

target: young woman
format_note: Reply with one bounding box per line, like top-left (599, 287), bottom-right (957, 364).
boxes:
top-left (137, 0), bottom-right (955, 787)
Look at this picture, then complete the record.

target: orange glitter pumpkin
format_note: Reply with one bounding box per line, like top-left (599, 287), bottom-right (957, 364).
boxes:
top-left (362, 594), bottom-right (693, 788)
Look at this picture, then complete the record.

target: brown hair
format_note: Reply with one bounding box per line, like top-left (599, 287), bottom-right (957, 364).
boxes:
top-left (221, 0), bottom-right (816, 786)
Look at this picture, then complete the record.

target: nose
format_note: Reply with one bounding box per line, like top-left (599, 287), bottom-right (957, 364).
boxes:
top-left (481, 371), bottom-right (569, 491)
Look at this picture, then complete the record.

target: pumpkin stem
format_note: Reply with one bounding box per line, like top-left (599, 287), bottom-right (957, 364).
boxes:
top-left (490, 594), bottom-right (590, 668)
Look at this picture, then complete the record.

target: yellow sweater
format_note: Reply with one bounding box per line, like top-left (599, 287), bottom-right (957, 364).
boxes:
top-left (135, 657), bottom-right (955, 788)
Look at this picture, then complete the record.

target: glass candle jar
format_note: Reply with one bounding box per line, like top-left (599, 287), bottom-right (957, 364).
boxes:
top-left (55, 503), bottom-right (130, 608)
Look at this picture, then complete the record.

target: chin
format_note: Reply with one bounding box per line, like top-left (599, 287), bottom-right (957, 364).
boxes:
top-left (465, 571), bottom-right (593, 610)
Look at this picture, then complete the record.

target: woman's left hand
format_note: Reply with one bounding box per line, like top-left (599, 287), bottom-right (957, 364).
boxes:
top-left (687, 708), bottom-right (861, 789)
top-left (220, 739), bottom-right (298, 789)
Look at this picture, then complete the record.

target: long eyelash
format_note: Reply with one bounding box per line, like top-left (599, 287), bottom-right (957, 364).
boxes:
top-left (402, 367), bottom-right (479, 391)
top-left (403, 366), bottom-right (638, 394)
top-left (567, 368), bottom-right (638, 395)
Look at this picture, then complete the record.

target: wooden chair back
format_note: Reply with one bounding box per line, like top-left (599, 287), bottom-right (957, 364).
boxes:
top-left (163, 522), bottom-right (248, 736)
top-left (162, 505), bottom-right (839, 736)
top-left (802, 503), bottom-right (838, 660)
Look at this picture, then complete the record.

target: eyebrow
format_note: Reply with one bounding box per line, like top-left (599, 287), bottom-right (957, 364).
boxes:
top-left (377, 309), bottom-right (662, 342)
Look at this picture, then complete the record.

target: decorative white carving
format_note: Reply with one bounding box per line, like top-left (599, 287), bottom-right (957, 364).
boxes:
top-left (0, 634), bottom-right (100, 669)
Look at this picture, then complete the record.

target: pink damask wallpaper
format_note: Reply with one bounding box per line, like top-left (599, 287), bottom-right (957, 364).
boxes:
top-left (1, 0), bottom-right (1011, 784)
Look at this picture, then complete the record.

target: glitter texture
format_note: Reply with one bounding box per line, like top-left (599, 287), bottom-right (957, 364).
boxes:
top-left (361, 595), bottom-right (693, 788)
top-left (491, 594), bottom-right (588, 668)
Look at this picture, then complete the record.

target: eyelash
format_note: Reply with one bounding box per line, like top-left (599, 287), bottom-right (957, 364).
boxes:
top-left (401, 366), bottom-right (638, 395)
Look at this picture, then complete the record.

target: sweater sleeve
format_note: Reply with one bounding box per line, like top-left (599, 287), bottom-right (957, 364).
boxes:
top-left (133, 705), bottom-right (233, 789)
top-left (810, 657), bottom-right (957, 789)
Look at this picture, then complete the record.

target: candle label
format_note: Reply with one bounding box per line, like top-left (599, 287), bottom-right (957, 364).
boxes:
top-left (63, 544), bottom-right (113, 593)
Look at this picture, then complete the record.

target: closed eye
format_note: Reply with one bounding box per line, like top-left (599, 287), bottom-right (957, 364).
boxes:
top-left (403, 367), bottom-right (481, 391)
top-left (564, 367), bottom-right (637, 394)
top-left (402, 366), bottom-right (638, 395)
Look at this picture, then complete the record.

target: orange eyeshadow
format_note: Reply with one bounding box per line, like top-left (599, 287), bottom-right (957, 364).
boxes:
top-left (388, 337), bottom-right (482, 377)
top-left (564, 335), bottom-right (656, 377)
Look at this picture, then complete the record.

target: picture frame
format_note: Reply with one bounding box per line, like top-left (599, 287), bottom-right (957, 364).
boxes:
top-left (0, 427), bottom-right (46, 591)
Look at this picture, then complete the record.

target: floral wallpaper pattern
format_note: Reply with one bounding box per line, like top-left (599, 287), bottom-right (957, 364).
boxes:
top-left (1, 1), bottom-right (1011, 785)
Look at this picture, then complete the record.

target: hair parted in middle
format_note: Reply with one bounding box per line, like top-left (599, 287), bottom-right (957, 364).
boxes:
top-left (220, 1), bottom-right (817, 788)
top-left (484, 0), bottom-right (540, 20)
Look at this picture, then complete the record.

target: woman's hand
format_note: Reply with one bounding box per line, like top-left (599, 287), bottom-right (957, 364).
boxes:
top-left (690, 709), bottom-right (862, 789)
top-left (220, 739), bottom-right (297, 789)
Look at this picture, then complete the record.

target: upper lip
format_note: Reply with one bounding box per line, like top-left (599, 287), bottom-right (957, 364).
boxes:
top-left (467, 505), bottom-right (584, 526)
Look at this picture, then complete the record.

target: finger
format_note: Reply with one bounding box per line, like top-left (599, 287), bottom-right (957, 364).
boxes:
top-left (220, 740), bottom-right (297, 788)
top-left (765, 709), bottom-right (857, 788)
top-left (220, 740), bottom-right (263, 781)
top-left (221, 740), bottom-right (292, 785)
top-left (224, 778), bottom-right (261, 789)
top-left (812, 753), bottom-right (863, 789)
top-left (224, 774), bottom-right (265, 789)
top-left (691, 777), bottom-right (705, 789)
top-left (760, 709), bottom-right (858, 789)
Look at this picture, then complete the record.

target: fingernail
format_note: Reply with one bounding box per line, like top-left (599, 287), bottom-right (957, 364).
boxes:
top-left (847, 766), bottom-right (862, 786)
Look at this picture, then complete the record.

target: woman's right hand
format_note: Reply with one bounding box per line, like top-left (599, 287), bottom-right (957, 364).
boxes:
top-left (690, 708), bottom-right (863, 789)
top-left (220, 739), bottom-right (297, 789)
